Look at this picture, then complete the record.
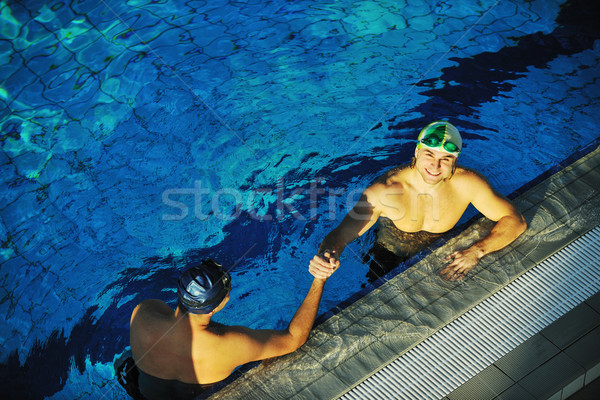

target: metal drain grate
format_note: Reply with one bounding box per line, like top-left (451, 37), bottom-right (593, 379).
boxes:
top-left (340, 226), bottom-right (600, 400)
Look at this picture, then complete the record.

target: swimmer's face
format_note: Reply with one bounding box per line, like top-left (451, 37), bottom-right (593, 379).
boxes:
top-left (414, 147), bottom-right (456, 185)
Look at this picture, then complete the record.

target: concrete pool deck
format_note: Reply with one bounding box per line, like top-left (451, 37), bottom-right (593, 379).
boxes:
top-left (207, 145), bottom-right (600, 400)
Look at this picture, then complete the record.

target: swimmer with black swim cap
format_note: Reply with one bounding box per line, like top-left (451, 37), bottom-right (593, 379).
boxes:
top-left (127, 257), bottom-right (331, 400)
top-left (177, 260), bottom-right (231, 315)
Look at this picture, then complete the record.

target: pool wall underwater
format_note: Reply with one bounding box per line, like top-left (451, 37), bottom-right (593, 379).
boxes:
top-left (1, 0), bottom-right (599, 399)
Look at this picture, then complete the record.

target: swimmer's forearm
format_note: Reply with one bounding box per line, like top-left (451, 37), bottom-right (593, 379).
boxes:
top-left (470, 214), bottom-right (527, 257)
top-left (318, 228), bottom-right (356, 255)
top-left (318, 238), bottom-right (346, 255)
top-left (318, 199), bottom-right (379, 256)
top-left (287, 278), bottom-right (326, 348)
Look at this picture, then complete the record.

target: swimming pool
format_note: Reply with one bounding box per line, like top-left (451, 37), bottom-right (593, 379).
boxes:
top-left (1, 0), bottom-right (599, 398)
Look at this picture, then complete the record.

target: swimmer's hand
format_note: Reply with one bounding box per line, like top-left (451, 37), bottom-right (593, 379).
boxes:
top-left (440, 248), bottom-right (481, 281)
top-left (308, 250), bottom-right (339, 280)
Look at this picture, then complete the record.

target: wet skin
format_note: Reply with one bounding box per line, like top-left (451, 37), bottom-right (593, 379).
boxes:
top-left (309, 147), bottom-right (527, 281)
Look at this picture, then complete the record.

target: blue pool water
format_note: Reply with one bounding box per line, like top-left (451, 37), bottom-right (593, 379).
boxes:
top-left (1, 0), bottom-right (599, 398)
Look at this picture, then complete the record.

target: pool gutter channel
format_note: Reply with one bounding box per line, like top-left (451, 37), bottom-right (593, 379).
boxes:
top-left (340, 226), bottom-right (600, 400)
top-left (207, 145), bottom-right (600, 399)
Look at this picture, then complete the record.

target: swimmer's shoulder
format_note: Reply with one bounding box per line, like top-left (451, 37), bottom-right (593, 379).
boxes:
top-left (363, 167), bottom-right (409, 208)
top-left (451, 165), bottom-right (492, 192)
top-left (131, 301), bottom-right (177, 356)
top-left (372, 164), bottom-right (411, 186)
top-left (452, 165), bottom-right (488, 181)
top-left (131, 299), bottom-right (174, 324)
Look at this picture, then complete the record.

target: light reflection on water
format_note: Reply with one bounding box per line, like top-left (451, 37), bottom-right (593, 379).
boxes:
top-left (1, 0), bottom-right (599, 398)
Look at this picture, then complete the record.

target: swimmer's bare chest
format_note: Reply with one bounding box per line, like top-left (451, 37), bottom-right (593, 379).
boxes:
top-left (379, 186), bottom-right (470, 233)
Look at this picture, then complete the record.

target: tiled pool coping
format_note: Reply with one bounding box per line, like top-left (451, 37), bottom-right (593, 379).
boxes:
top-left (206, 144), bottom-right (600, 400)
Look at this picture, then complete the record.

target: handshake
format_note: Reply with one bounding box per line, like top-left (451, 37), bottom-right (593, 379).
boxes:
top-left (308, 249), bottom-right (340, 280)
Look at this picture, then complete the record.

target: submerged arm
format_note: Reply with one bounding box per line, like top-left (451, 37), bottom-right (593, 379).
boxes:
top-left (317, 194), bottom-right (377, 254)
top-left (310, 190), bottom-right (382, 279)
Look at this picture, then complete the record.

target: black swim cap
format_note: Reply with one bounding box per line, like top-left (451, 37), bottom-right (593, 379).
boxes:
top-left (177, 260), bottom-right (231, 314)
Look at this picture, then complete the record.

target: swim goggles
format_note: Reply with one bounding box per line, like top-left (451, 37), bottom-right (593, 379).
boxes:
top-left (419, 134), bottom-right (461, 154)
top-left (198, 260), bottom-right (231, 306)
top-left (178, 260), bottom-right (231, 313)
top-left (416, 121), bottom-right (462, 157)
top-left (204, 259), bottom-right (231, 292)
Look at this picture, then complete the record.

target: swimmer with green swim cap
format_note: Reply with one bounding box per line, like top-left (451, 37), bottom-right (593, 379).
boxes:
top-left (310, 119), bottom-right (527, 285)
top-left (416, 121), bottom-right (462, 157)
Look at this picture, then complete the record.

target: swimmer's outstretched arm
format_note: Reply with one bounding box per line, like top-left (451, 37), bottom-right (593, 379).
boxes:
top-left (212, 277), bottom-right (327, 371)
top-left (310, 189), bottom-right (382, 279)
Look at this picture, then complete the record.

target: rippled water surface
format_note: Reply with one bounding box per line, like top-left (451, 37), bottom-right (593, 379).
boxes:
top-left (1, 0), bottom-right (599, 398)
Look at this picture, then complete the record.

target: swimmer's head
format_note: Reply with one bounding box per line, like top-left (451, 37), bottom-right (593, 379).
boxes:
top-left (177, 260), bottom-right (231, 314)
top-left (416, 121), bottom-right (462, 158)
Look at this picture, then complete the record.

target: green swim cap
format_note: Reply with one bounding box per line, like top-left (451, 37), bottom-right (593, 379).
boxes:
top-left (417, 121), bottom-right (462, 157)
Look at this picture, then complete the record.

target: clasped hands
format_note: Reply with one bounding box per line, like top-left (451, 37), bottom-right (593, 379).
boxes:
top-left (309, 250), bottom-right (339, 280)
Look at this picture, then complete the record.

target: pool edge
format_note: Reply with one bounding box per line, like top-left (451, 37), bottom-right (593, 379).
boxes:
top-left (205, 143), bottom-right (600, 400)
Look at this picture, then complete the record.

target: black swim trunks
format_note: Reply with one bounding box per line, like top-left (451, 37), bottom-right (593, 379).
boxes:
top-left (115, 354), bottom-right (208, 400)
top-left (115, 355), bottom-right (145, 400)
top-left (137, 368), bottom-right (208, 400)
top-left (364, 217), bottom-right (445, 282)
